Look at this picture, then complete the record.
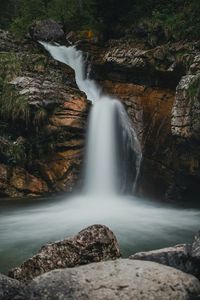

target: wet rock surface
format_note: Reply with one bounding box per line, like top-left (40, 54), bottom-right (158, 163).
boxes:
top-left (9, 225), bottom-right (121, 281)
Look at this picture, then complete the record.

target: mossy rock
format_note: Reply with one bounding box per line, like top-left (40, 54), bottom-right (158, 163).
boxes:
top-left (0, 83), bottom-right (30, 124)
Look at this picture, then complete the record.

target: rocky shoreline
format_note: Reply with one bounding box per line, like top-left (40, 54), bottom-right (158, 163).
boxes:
top-left (1, 224), bottom-right (200, 299)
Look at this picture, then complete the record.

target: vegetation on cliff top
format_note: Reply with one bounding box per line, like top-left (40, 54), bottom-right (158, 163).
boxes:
top-left (0, 0), bottom-right (200, 41)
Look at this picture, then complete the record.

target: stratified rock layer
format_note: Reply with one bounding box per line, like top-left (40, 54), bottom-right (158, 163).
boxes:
top-left (172, 74), bottom-right (200, 139)
top-left (0, 30), bottom-right (90, 197)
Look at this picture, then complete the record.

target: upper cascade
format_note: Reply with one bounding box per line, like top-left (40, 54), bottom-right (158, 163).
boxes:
top-left (40, 41), bottom-right (142, 195)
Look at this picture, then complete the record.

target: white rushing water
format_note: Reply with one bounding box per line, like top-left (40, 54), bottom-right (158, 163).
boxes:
top-left (40, 42), bottom-right (142, 194)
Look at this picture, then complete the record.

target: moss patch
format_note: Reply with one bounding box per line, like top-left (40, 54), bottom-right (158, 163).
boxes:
top-left (0, 83), bottom-right (30, 124)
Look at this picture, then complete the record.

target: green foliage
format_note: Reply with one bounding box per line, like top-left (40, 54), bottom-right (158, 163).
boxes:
top-left (10, 17), bottom-right (30, 38)
top-left (8, 0), bottom-right (95, 37)
top-left (0, 0), bottom-right (19, 29)
top-left (10, 0), bottom-right (47, 37)
top-left (9, 142), bottom-right (26, 165)
top-left (0, 136), bottom-right (26, 165)
top-left (0, 52), bottom-right (21, 82)
top-left (0, 52), bottom-right (30, 125)
top-left (48, 0), bottom-right (77, 27)
top-left (150, 1), bottom-right (200, 41)
top-left (34, 107), bottom-right (48, 131)
top-left (188, 80), bottom-right (200, 99)
top-left (1, 0), bottom-right (200, 41)
top-left (0, 85), bottom-right (30, 124)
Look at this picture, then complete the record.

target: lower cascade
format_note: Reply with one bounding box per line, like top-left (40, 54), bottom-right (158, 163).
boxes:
top-left (41, 42), bottom-right (142, 195)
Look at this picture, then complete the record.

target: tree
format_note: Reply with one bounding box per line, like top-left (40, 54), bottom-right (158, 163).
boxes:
top-left (0, 0), bottom-right (20, 28)
top-left (92, 0), bottom-right (133, 39)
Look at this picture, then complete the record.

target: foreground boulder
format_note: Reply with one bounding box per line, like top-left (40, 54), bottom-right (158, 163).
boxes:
top-left (26, 259), bottom-right (200, 300)
top-left (9, 224), bottom-right (121, 281)
top-left (0, 274), bottom-right (24, 300)
top-left (130, 232), bottom-right (200, 279)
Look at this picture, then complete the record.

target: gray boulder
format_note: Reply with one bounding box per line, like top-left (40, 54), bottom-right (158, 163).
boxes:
top-left (130, 244), bottom-right (198, 274)
top-left (27, 259), bottom-right (200, 300)
top-left (171, 73), bottom-right (200, 139)
top-left (9, 224), bottom-right (121, 281)
top-left (30, 19), bottom-right (65, 42)
top-left (0, 273), bottom-right (25, 300)
top-left (191, 232), bottom-right (200, 261)
top-left (130, 234), bottom-right (200, 279)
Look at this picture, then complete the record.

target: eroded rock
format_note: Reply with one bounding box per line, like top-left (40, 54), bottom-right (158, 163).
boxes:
top-left (0, 31), bottom-right (90, 197)
top-left (9, 224), bottom-right (121, 281)
top-left (10, 167), bottom-right (48, 194)
top-left (172, 73), bottom-right (200, 139)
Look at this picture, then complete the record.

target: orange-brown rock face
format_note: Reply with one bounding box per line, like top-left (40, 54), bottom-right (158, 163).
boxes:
top-left (86, 39), bottom-right (200, 201)
top-left (103, 81), bottom-right (175, 146)
top-left (37, 148), bottom-right (84, 192)
top-left (10, 167), bottom-right (48, 194)
top-left (0, 31), bottom-right (90, 198)
top-left (50, 97), bottom-right (88, 130)
top-left (0, 164), bottom-right (48, 197)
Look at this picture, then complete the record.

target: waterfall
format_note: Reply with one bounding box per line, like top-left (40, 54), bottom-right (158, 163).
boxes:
top-left (40, 42), bottom-right (142, 195)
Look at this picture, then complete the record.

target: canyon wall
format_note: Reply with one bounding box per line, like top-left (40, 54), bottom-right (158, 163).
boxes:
top-left (1, 26), bottom-right (200, 201)
top-left (0, 30), bottom-right (90, 197)
top-left (83, 39), bottom-right (200, 201)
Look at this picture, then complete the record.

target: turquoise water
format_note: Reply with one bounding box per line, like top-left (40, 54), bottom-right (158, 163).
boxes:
top-left (0, 194), bottom-right (199, 274)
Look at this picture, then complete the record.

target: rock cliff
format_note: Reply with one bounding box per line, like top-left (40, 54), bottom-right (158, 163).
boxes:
top-left (0, 30), bottom-right (90, 197)
top-left (1, 28), bottom-right (200, 201)
top-left (82, 39), bottom-right (200, 201)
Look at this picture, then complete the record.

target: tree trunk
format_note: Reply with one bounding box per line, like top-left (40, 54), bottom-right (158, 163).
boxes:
top-left (77, 0), bottom-right (83, 15)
